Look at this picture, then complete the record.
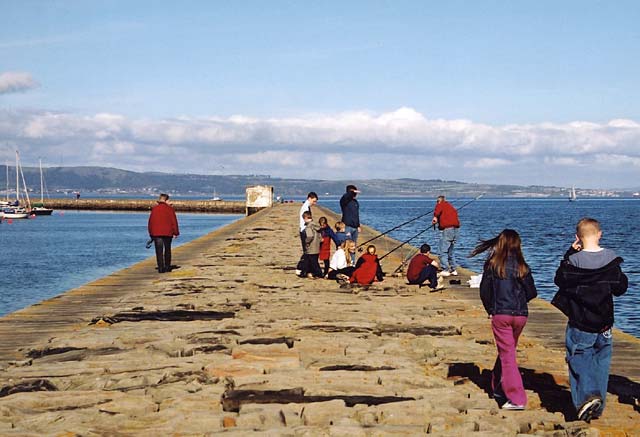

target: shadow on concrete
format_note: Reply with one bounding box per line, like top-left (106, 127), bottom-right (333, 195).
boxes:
top-left (447, 362), bottom-right (575, 420)
top-left (608, 374), bottom-right (640, 414)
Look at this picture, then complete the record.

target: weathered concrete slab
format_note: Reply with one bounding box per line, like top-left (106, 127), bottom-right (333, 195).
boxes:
top-left (0, 203), bottom-right (638, 435)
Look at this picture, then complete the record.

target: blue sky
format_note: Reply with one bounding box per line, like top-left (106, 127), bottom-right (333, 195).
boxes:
top-left (1, 1), bottom-right (639, 188)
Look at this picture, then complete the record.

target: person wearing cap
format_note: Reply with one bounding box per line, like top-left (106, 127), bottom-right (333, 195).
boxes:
top-left (431, 195), bottom-right (460, 276)
top-left (340, 185), bottom-right (361, 261)
top-left (148, 193), bottom-right (179, 273)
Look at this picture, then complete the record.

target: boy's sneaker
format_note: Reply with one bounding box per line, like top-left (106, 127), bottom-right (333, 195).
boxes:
top-left (438, 270), bottom-right (451, 277)
top-left (501, 401), bottom-right (525, 410)
top-left (431, 276), bottom-right (446, 292)
top-left (450, 270), bottom-right (459, 276)
top-left (295, 269), bottom-right (302, 276)
top-left (577, 397), bottom-right (602, 422)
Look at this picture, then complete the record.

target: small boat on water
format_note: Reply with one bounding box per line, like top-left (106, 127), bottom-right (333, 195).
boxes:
top-left (30, 159), bottom-right (53, 216)
top-left (211, 188), bottom-right (223, 201)
top-left (2, 207), bottom-right (29, 219)
top-left (569, 186), bottom-right (577, 202)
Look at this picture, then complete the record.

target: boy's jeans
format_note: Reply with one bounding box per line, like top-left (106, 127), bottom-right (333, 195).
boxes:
top-left (439, 227), bottom-right (459, 271)
top-left (565, 324), bottom-right (612, 415)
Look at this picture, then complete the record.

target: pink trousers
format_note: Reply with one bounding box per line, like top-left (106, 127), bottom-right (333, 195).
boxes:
top-left (491, 314), bottom-right (528, 406)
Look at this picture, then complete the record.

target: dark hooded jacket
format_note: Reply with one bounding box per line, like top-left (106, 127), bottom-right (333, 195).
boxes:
top-left (479, 256), bottom-right (537, 316)
top-left (552, 247), bottom-right (628, 333)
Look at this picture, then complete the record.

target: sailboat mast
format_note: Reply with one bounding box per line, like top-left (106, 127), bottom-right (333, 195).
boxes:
top-left (15, 151), bottom-right (19, 202)
top-left (39, 159), bottom-right (44, 203)
top-left (5, 161), bottom-right (8, 202)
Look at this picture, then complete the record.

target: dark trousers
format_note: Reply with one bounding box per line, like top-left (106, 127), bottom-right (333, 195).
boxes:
top-left (153, 236), bottom-right (173, 272)
top-left (327, 266), bottom-right (356, 280)
top-left (408, 265), bottom-right (438, 287)
top-left (302, 254), bottom-right (323, 278)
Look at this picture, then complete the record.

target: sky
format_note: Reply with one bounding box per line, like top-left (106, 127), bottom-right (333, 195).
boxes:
top-left (1, 1), bottom-right (639, 188)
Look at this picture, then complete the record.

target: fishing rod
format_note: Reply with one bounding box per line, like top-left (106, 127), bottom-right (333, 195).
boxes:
top-left (358, 193), bottom-right (484, 250)
top-left (379, 193), bottom-right (485, 264)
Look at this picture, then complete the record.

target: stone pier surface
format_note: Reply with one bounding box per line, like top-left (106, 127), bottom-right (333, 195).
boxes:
top-left (0, 203), bottom-right (638, 436)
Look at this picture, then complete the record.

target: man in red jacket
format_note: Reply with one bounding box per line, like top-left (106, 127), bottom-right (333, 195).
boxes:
top-left (148, 193), bottom-right (180, 273)
top-left (431, 195), bottom-right (460, 276)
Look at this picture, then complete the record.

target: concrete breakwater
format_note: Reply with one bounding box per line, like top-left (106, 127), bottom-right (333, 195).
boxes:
top-left (0, 203), bottom-right (638, 435)
top-left (42, 198), bottom-right (246, 214)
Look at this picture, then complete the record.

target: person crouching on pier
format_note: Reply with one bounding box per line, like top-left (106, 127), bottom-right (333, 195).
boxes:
top-left (148, 193), bottom-right (180, 274)
top-left (406, 244), bottom-right (445, 291)
top-left (470, 229), bottom-right (537, 410)
top-left (350, 245), bottom-right (384, 285)
top-left (301, 211), bottom-right (323, 279)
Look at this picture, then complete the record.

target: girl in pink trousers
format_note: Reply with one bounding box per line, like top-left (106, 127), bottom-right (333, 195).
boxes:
top-left (471, 229), bottom-right (537, 410)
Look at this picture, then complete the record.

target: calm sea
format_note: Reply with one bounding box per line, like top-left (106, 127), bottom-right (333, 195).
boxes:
top-left (0, 211), bottom-right (241, 317)
top-left (1, 198), bottom-right (638, 337)
top-left (319, 197), bottom-right (639, 337)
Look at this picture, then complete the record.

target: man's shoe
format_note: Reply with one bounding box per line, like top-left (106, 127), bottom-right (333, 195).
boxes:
top-left (450, 270), bottom-right (459, 276)
top-left (439, 270), bottom-right (451, 277)
top-left (430, 275), bottom-right (446, 292)
top-left (577, 397), bottom-right (602, 422)
top-left (501, 401), bottom-right (525, 410)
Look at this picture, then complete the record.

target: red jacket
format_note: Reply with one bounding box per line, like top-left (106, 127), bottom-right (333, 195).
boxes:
top-left (433, 201), bottom-right (460, 230)
top-left (350, 253), bottom-right (382, 285)
top-left (148, 202), bottom-right (179, 237)
top-left (406, 253), bottom-right (434, 282)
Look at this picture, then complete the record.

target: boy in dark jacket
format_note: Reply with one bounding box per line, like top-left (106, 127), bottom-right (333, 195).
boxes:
top-left (552, 218), bottom-right (628, 422)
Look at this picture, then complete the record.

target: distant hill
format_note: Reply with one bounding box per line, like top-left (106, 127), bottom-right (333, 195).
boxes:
top-left (0, 165), bottom-right (633, 198)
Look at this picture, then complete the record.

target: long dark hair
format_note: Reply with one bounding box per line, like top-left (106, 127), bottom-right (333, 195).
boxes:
top-left (469, 229), bottom-right (529, 279)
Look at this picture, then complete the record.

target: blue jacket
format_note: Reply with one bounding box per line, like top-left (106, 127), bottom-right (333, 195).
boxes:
top-left (340, 191), bottom-right (360, 228)
top-left (479, 257), bottom-right (537, 316)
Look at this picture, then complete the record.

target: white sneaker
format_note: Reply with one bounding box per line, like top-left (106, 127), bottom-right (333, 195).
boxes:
top-left (439, 270), bottom-right (451, 277)
top-left (501, 401), bottom-right (525, 410)
top-left (295, 269), bottom-right (302, 276)
top-left (450, 270), bottom-right (458, 276)
top-left (577, 397), bottom-right (602, 422)
top-left (431, 276), bottom-right (446, 292)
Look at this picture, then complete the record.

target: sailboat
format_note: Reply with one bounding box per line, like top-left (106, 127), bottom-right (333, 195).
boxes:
top-left (31, 159), bottom-right (53, 216)
top-left (1, 151), bottom-right (30, 219)
top-left (569, 186), bottom-right (577, 202)
top-left (211, 188), bottom-right (222, 201)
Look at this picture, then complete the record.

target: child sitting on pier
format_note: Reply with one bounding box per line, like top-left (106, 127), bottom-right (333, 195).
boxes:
top-left (300, 211), bottom-right (323, 279)
top-left (406, 244), bottom-right (444, 291)
top-left (327, 240), bottom-right (357, 282)
top-left (552, 218), bottom-right (628, 422)
top-left (350, 245), bottom-right (384, 285)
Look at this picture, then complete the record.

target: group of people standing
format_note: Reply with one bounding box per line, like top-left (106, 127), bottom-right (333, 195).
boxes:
top-left (297, 189), bottom-right (628, 422)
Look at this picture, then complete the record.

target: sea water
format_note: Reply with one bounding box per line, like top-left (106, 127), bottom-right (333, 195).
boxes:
top-left (0, 211), bottom-right (241, 316)
top-left (320, 197), bottom-right (639, 337)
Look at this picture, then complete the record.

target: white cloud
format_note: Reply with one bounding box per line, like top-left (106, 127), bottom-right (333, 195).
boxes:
top-left (0, 72), bottom-right (39, 94)
top-left (1, 107), bottom-right (639, 187)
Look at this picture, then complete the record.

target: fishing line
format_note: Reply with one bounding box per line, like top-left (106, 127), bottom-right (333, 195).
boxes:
top-left (358, 194), bottom-right (483, 250)
top-left (379, 193), bottom-right (485, 265)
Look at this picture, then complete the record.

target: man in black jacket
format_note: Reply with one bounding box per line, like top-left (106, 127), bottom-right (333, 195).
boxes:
top-left (552, 218), bottom-right (628, 422)
top-left (340, 185), bottom-right (361, 262)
